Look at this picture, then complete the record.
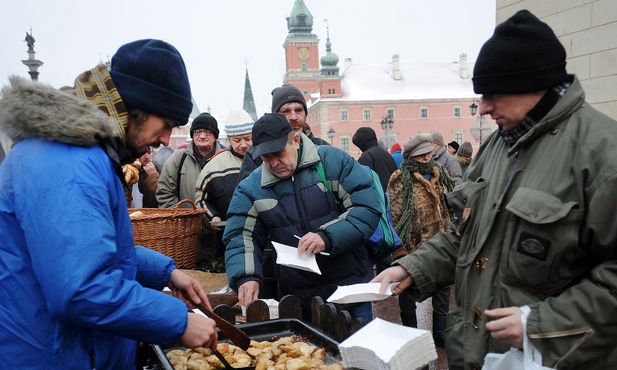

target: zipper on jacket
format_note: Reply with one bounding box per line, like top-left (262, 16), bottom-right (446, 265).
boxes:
top-left (291, 175), bottom-right (310, 236)
top-left (504, 150), bottom-right (520, 187)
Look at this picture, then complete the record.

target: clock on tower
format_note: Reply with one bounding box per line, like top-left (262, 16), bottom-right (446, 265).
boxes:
top-left (298, 47), bottom-right (310, 61)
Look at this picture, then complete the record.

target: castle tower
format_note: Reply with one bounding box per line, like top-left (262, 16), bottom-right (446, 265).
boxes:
top-left (283, 0), bottom-right (320, 99)
top-left (318, 24), bottom-right (341, 98)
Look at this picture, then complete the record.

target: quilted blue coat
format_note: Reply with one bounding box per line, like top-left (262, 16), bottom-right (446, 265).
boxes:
top-left (224, 133), bottom-right (381, 316)
top-left (0, 76), bottom-right (188, 369)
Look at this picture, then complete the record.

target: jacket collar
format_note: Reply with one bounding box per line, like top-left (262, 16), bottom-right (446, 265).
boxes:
top-left (433, 145), bottom-right (447, 159)
top-left (260, 132), bottom-right (319, 187)
top-left (509, 75), bottom-right (584, 155)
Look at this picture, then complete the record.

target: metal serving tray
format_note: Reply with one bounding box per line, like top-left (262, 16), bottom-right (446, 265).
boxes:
top-left (147, 318), bottom-right (343, 370)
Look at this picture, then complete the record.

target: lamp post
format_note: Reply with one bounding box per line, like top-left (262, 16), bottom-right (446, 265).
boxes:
top-left (469, 99), bottom-right (491, 145)
top-left (380, 116), bottom-right (394, 149)
top-left (327, 128), bottom-right (336, 146)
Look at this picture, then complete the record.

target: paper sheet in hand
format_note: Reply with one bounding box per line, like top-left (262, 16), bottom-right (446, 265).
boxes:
top-left (327, 282), bottom-right (398, 304)
top-left (272, 241), bottom-right (322, 275)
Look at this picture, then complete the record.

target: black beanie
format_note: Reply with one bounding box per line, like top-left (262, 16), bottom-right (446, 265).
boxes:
top-left (472, 10), bottom-right (568, 94)
top-left (271, 84), bottom-right (307, 114)
top-left (352, 127), bottom-right (378, 152)
top-left (190, 112), bottom-right (219, 138)
top-left (110, 39), bottom-right (193, 125)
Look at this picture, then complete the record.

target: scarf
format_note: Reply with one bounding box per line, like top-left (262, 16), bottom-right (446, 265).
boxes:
top-left (73, 64), bottom-right (133, 184)
top-left (395, 159), bottom-right (455, 245)
top-left (73, 64), bottom-right (128, 141)
top-left (193, 141), bottom-right (220, 168)
top-left (499, 81), bottom-right (571, 145)
top-left (457, 155), bottom-right (470, 167)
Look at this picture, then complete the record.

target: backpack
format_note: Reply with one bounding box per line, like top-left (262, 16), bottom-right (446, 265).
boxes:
top-left (315, 162), bottom-right (402, 262)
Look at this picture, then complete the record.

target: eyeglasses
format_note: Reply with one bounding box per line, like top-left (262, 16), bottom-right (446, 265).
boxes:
top-left (194, 129), bottom-right (213, 137)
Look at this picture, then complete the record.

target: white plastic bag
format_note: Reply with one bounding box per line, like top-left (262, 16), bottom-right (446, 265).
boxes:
top-left (482, 306), bottom-right (555, 370)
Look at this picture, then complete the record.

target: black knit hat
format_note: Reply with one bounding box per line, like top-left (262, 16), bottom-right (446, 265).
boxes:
top-left (190, 112), bottom-right (219, 138)
top-left (271, 84), bottom-right (307, 114)
top-left (352, 127), bottom-right (378, 152)
top-left (448, 141), bottom-right (460, 152)
top-left (110, 39), bottom-right (193, 125)
top-left (473, 10), bottom-right (568, 94)
top-left (251, 113), bottom-right (293, 158)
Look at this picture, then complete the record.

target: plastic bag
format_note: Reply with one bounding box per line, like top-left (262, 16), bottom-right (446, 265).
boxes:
top-left (482, 306), bottom-right (555, 370)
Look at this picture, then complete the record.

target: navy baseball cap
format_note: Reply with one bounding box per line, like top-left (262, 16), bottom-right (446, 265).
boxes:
top-left (251, 113), bottom-right (293, 157)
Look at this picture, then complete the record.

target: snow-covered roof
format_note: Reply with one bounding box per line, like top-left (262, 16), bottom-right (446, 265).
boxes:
top-left (334, 61), bottom-right (476, 102)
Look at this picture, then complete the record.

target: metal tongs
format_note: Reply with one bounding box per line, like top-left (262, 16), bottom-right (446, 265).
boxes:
top-left (182, 292), bottom-right (254, 369)
top-left (211, 349), bottom-right (255, 370)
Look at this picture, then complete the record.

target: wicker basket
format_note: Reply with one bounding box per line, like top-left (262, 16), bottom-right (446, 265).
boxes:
top-left (128, 199), bottom-right (205, 268)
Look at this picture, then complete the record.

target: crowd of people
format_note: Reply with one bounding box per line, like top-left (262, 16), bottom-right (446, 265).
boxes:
top-left (1, 8), bottom-right (616, 370)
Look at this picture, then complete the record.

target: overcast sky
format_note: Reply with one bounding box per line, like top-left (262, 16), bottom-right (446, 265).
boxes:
top-left (1, 0), bottom-right (496, 124)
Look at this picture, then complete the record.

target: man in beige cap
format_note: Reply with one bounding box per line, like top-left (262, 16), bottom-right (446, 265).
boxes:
top-left (456, 141), bottom-right (473, 176)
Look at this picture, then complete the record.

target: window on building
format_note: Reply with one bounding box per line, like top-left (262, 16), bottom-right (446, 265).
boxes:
top-left (420, 107), bottom-right (428, 119)
top-left (301, 63), bottom-right (307, 72)
top-left (303, 90), bottom-right (309, 95)
top-left (340, 137), bottom-right (350, 152)
top-left (339, 109), bottom-right (348, 122)
top-left (386, 108), bottom-right (395, 120)
top-left (363, 108), bottom-right (372, 121)
top-left (453, 106), bottom-right (461, 118)
top-left (454, 131), bottom-right (463, 143)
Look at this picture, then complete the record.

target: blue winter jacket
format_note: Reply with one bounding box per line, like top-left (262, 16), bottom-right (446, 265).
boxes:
top-left (0, 76), bottom-right (188, 369)
top-left (223, 133), bottom-right (381, 315)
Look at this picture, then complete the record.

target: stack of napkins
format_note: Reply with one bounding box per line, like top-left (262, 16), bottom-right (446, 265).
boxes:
top-left (327, 282), bottom-right (398, 304)
top-left (338, 318), bottom-right (437, 370)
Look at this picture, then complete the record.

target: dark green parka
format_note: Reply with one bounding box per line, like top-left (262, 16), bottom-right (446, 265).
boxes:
top-left (397, 76), bottom-right (617, 369)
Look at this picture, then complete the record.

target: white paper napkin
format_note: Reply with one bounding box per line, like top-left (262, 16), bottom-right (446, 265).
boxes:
top-left (327, 282), bottom-right (399, 304)
top-left (272, 241), bottom-right (322, 275)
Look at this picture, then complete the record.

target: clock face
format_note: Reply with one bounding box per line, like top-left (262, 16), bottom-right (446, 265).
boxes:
top-left (298, 47), bottom-right (310, 60)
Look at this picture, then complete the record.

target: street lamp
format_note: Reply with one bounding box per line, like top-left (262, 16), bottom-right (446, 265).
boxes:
top-left (380, 116), bottom-right (394, 149)
top-left (469, 99), bottom-right (491, 145)
top-left (327, 128), bottom-right (336, 146)
top-left (469, 101), bottom-right (478, 116)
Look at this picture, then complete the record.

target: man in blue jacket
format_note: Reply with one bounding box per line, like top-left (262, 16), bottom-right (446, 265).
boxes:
top-left (224, 113), bottom-right (381, 322)
top-left (0, 39), bottom-right (217, 369)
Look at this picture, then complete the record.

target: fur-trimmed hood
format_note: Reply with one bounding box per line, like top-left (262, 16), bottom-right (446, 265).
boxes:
top-left (0, 76), bottom-right (119, 147)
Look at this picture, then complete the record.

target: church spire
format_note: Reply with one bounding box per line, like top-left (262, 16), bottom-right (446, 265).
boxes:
top-left (242, 66), bottom-right (258, 121)
top-left (320, 22), bottom-right (339, 76)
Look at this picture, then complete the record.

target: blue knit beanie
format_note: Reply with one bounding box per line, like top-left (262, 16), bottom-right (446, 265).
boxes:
top-left (110, 39), bottom-right (193, 124)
